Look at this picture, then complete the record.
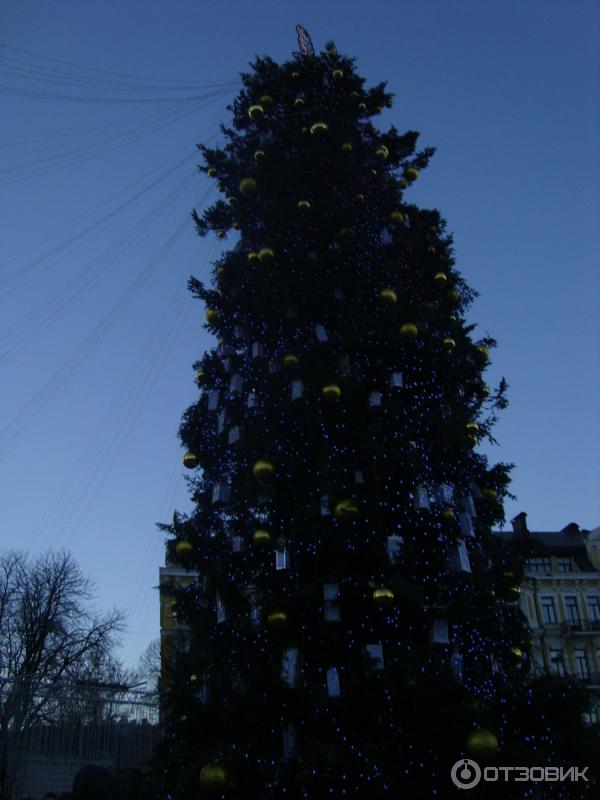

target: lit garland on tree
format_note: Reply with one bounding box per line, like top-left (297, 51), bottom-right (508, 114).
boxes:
top-left (154, 29), bottom-right (598, 799)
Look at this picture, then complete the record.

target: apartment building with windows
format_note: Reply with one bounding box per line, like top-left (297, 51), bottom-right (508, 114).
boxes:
top-left (497, 513), bottom-right (600, 722)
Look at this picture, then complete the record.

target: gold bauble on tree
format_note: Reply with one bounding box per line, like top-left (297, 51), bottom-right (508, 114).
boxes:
top-left (216, 230), bottom-right (226, 240)
top-left (434, 271), bottom-right (448, 286)
top-left (247, 104), bottom-right (264, 120)
top-left (477, 345), bottom-right (490, 363)
top-left (294, 96), bottom-right (305, 107)
top-left (466, 729), bottom-right (498, 759)
top-left (196, 371), bottom-right (206, 384)
top-left (373, 587), bottom-right (395, 605)
top-left (267, 610), bottom-right (287, 627)
top-left (334, 499), bottom-right (358, 522)
top-left (322, 384), bottom-right (342, 401)
top-left (338, 227), bottom-right (356, 244)
top-left (389, 210), bottom-right (405, 225)
top-left (341, 142), bottom-right (353, 153)
top-left (400, 323), bottom-right (418, 341)
top-left (282, 354), bottom-right (299, 370)
top-left (379, 288), bottom-right (398, 305)
top-left (175, 540), bottom-right (193, 560)
top-left (259, 94), bottom-right (274, 108)
top-left (297, 200), bottom-right (311, 211)
top-left (183, 452), bottom-right (199, 469)
top-left (481, 385), bottom-right (491, 398)
top-left (466, 422), bottom-right (479, 437)
top-left (239, 177), bottom-right (258, 197)
top-left (404, 166), bottom-right (419, 182)
top-left (253, 149), bottom-right (265, 161)
top-left (247, 251), bottom-right (260, 265)
top-left (426, 245), bottom-right (436, 254)
top-left (310, 122), bottom-right (328, 135)
top-left (375, 145), bottom-right (389, 160)
top-left (258, 247), bottom-right (275, 264)
top-left (199, 763), bottom-right (228, 791)
top-left (332, 69), bottom-right (344, 79)
top-left (441, 508), bottom-right (456, 524)
top-left (205, 308), bottom-right (219, 325)
top-left (443, 338), bottom-right (456, 352)
top-left (207, 167), bottom-right (217, 178)
top-left (447, 288), bottom-right (461, 304)
top-left (252, 459), bottom-right (274, 480)
top-left (252, 529), bottom-right (271, 546)
top-left (482, 488), bottom-right (497, 502)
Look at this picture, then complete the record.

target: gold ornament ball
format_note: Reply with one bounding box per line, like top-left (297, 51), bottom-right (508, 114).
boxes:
top-left (332, 69), bottom-right (344, 80)
top-left (477, 345), bottom-right (490, 363)
top-left (466, 422), bottom-right (479, 436)
top-left (338, 227), bottom-right (356, 243)
top-left (247, 251), bottom-right (260, 265)
top-left (205, 308), bottom-right (219, 325)
top-left (327, 49), bottom-right (337, 57)
top-left (322, 384), bottom-right (342, 401)
top-left (389, 210), bottom-right (405, 225)
top-left (379, 288), bottom-right (398, 305)
top-left (358, 102), bottom-right (367, 111)
top-left (232, 221), bottom-right (240, 230)
top-left (254, 149), bottom-right (266, 161)
top-left (294, 97), bottom-right (305, 107)
top-left (447, 288), bottom-right (461, 304)
top-left (291, 71), bottom-right (300, 79)
top-left (252, 459), bottom-right (275, 480)
top-left (434, 271), bottom-right (448, 285)
top-left (375, 146), bottom-right (389, 160)
top-left (441, 509), bottom-right (456, 523)
top-left (227, 196), bottom-right (236, 206)
top-left (297, 200), bottom-right (311, 211)
top-left (400, 323), bottom-right (418, 341)
top-left (216, 230), bottom-right (226, 240)
top-left (216, 267), bottom-right (225, 276)
top-left (183, 452), bottom-right (199, 470)
top-left (267, 610), bottom-right (287, 626)
top-left (253, 529), bottom-right (271, 546)
top-left (370, 168), bottom-right (377, 177)
top-left (467, 729), bottom-right (498, 759)
top-left (334, 499), bottom-right (358, 522)
top-left (258, 247), bottom-right (275, 264)
top-left (511, 646), bottom-right (523, 659)
top-left (449, 314), bottom-right (458, 322)
top-left (175, 540), bottom-right (193, 559)
top-left (481, 385), bottom-right (491, 398)
top-left (426, 245), bottom-right (436, 254)
top-left (239, 177), bottom-right (258, 197)
top-left (282, 354), bottom-right (299, 369)
top-left (467, 434), bottom-right (478, 448)
top-left (259, 94), bottom-right (274, 108)
top-left (207, 167), bottom-right (217, 178)
top-left (310, 121), bottom-right (329, 135)
top-left (248, 104), bottom-right (264, 120)
top-left (404, 166), bottom-right (419, 182)
top-left (341, 142), bottom-right (353, 153)
top-left (443, 338), bottom-right (456, 352)
top-left (196, 371), bottom-right (206, 384)
top-left (356, 193), bottom-right (365, 202)
top-left (199, 763), bottom-right (228, 791)
top-left (482, 488), bottom-right (497, 502)
top-left (373, 587), bottom-right (395, 605)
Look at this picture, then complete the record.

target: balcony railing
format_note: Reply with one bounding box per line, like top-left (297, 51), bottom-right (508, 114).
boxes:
top-left (562, 620), bottom-right (600, 636)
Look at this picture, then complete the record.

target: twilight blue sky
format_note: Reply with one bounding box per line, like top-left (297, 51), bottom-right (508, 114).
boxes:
top-left (0, 1), bottom-right (598, 669)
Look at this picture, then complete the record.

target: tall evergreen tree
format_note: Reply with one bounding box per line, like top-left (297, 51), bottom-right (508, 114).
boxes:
top-left (156, 33), bottom-right (597, 799)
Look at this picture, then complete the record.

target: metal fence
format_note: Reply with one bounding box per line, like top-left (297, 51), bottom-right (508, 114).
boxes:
top-left (0, 679), bottom-right (160, 799)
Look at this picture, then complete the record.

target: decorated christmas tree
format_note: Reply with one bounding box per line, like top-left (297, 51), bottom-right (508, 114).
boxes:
top-left (156, 28), bottom-right (597, 799)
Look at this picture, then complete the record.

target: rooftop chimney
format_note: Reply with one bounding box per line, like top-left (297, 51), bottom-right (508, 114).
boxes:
top-left (510, 512), bottom-right (528, 535)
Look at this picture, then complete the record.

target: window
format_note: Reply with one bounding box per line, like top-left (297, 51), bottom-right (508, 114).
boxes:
top-left (556, 556), bottom-right (572, 573)
top-left (525, 557), bottom-right (552, 574)
top-left (587, 597), bottom-right (600, 622)
top-left (540, 596), bottom-right (557, 624)
top-left (564, 596), bottom-right (580, 625)
top-left (573, 649), bottom-right (589, 680)
top-left (549, 648), bottom-right (565, 676)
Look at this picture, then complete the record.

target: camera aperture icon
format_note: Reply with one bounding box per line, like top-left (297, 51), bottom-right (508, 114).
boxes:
top-left (451, 758), bottom-right (482, 789)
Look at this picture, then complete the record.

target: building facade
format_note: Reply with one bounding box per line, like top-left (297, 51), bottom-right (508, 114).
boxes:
top-left (499, 514), bottom-right (600, 723)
